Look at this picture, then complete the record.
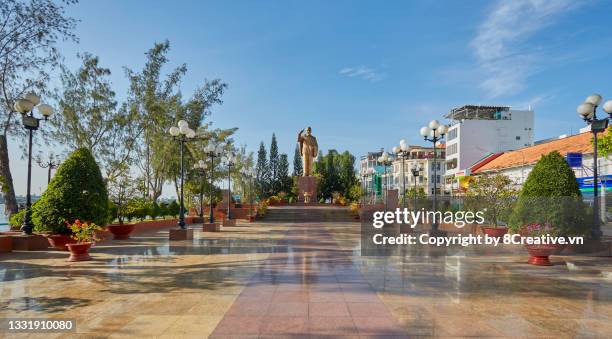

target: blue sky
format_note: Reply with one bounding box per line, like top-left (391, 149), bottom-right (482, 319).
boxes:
top-left (10, 0), bottom-right (612, 196)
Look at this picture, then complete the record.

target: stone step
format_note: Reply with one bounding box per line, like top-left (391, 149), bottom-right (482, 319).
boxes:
top-left (262, 207), bottom-right (354, 222)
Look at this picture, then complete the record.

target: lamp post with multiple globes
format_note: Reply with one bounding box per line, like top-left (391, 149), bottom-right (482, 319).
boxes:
top-left (14, 93), bottom-right (53, 235)
top-left (419, 119), bottom-right (448, 233)
top-left (360, 169), bottom-right (368, 205)
top-left (168, 120), bottom-right (196, 229)
top-left (576, 94), bottom-right (612, 240)
top-left (410, 165), bottom-right (422, 212)
top-left (223, 153), bottom-right (237, 220)
top-left (241, 167), bottom-right (256, 218)
top-left (367, 167), bottom-right (374, 204)
top-left (37, 153), bottom-right (61, 185)
top-left (377, 151), bottom-right (393, 210)
top-left (393, 139), bottom-right (410, 207)
top-left (204, 143), bottom-right (224, 223)
top-left (193, 160), bottom-right (208, 218)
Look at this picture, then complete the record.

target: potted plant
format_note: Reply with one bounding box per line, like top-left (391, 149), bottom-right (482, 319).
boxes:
top-left (66, 220), bottom-right (103, 261)
top-left (32, 148), bottom-right (110, 250)
top-left (465, 174), bottom-right (516, 239)
top-left (509, 151), bottom-right (589, 266)
top-left (106, 174), bottom-right (138, 239)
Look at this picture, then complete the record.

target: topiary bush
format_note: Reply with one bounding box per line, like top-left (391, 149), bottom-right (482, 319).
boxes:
top-left (167, 200), bottom-right (180, 218)
top-left (150, 201), bottom-right (162, 220)
top-left (159, 202), bottom-right (169, 219)
top-left (509, 151), bottom-right (589, 236)
top-left (32, 147), bottom-right (109, 234)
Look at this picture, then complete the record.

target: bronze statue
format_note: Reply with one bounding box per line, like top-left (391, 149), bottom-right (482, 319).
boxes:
top-left (297, 127), bottom-right (318, 176)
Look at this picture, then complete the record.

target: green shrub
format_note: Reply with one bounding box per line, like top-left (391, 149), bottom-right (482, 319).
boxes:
top-left (465, 174), bottom-right (517, 227)
top-left (159, 203), bottom-right (169, 219)
top-left (167, 200), bottom-right (180, 218)
top-left (509, 151), bottom-right (589, 236)
top-left (32, 148), bottom-right (109, 234)
top-left (126, 198), bottom-right (148, 221)
top-left (108, 200), bottom-right (118, 223)
top-left (9, 209), bottom-right (25, 229)
top-left (150, 201), bottom-right (162, 220)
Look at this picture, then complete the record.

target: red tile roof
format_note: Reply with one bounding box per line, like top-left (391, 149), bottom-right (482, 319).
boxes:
top-left (474, 132), bottom-right (594, 173)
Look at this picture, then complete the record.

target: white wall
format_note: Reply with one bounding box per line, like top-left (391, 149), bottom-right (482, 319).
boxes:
top-left (445, 109), bottom-right (534, 178)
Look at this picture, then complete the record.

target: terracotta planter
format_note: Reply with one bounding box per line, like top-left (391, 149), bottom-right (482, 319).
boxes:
top-left (66, 242), bottom-right (92, 261)
top-left (524, 244), bottom-right (566, 266)
top-left (45, 234), bottom-right (77, 251)
top-left (481, 226), bottom-right (508, 239)
top-left (0, 235), bottom-right (12, 252)
top-left (107, 224), bottom-right (135, 240)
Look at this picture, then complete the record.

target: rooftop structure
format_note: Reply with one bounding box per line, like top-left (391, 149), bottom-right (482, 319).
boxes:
top-left (445, 104), bottom-right (512, 122)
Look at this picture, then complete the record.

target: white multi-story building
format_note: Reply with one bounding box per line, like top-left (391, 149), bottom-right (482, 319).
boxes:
top-left (388, 145), bottom-right (446, 196)
top-left (359, 146), bottom-right (446, 200)
top-left (444, 105), bottom-right (534, 194)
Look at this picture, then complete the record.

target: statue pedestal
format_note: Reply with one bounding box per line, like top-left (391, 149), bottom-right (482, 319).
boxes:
top-left (298, 176), bottom-right (318, 203)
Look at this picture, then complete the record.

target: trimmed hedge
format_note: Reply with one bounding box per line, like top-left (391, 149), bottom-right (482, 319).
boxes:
top-left (509, 151), bottom-right (589, 236)
top-left (32, 147), bottom-right (109, 234)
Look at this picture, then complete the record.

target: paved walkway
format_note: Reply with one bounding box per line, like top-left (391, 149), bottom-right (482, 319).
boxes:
top-left (211, 221), bottom-right (404, 337)
top-left (1, 210), bottom-right (612, 337)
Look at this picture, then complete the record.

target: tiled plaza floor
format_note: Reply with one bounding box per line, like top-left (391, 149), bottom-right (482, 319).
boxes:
top-left (1, 209), bottom-right (612, 338)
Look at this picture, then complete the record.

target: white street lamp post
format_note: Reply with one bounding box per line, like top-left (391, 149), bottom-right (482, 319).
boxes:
top-left (377, 151), bottom-right (392, 210)
top-left (223, 153), bottom-right (237, 219)
top-left (419, 119), bottom-right (448, 234)
top-left (577, 94), bottom-right (612, 240)
top-left (394, 139), bottom-right (410, 207)
top-left (168, 120), bottom-right (196, 228)
top-left (14, 93), bottom-right (53, 235)
top-left (204, 143), bottom-right (224, 223)
top-left (410, 165), bottom-right (422, 213)
top-left (193, 160), bottom-right (208, 218)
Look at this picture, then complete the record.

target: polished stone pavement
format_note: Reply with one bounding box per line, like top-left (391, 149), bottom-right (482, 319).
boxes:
top-left (1, 210), bottom-right (612, 338)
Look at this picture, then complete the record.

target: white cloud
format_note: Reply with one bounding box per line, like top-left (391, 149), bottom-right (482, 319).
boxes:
top-left (471, 0), bottom-right (579, 98)
top-left (339, 66), bottom-right (386, 82)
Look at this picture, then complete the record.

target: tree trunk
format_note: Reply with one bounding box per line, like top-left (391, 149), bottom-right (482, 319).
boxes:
top-left (0, 135), bottom-right (17, 216)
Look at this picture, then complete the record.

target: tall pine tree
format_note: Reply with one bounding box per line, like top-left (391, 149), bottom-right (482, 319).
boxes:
top-left (293, 144), bottom-right (303, 176)
top-left (269, 133), bottom-right (280, 195)
top-left (255, 142), bottom-right (270, 198)
top-left (278, 153), bottom-right (292, 193)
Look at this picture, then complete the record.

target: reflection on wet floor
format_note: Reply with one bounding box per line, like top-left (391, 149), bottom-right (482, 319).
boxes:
top-left (0, 216), bottom-right (611, 337)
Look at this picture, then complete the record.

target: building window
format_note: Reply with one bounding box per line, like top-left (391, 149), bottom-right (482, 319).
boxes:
top-left (447, 128), bottom-right (457, 141)
top-left (516, 136), bottom-right (521, 140)
top-left (446, 143), bottom-right (458, 156)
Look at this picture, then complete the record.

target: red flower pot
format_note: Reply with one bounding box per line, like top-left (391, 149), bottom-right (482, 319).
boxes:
top-left (45, 234), bottom-right (78, 251)
top-left (524, 244), bottom-right (566, 266)
top-left (481, 227), bottom-right (508, 239)
top-left (66, 242), bottom-right (93, 262)
top-left (107, 224), bottom-right (135, 240)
